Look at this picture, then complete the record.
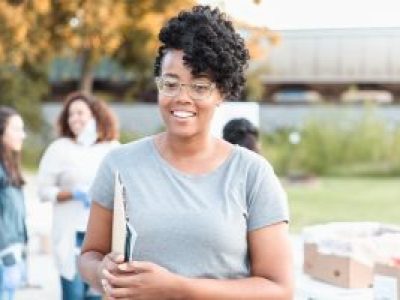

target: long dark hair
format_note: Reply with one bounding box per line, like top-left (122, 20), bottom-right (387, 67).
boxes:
top-left (0, 106), bottom-right (25, 187)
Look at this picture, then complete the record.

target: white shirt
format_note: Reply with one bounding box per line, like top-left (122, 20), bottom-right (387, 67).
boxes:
top-left (37, 137), bottom-right (119, 279)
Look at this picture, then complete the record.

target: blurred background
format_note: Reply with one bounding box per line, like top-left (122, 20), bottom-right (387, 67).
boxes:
top-left (1, 0), bottom-right (400, 298)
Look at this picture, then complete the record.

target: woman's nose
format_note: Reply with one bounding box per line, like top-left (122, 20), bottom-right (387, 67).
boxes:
top-left (175, 84), bottom-right (193, 103)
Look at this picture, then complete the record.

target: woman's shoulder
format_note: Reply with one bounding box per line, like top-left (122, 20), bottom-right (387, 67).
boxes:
top-left (40, 137), bottom-right (72, 156)
top-left (95, 140), bottom-right (120, 149)
top-left (233, 145), bottom-right (274, 175)
top-left (38, 138), bottom-right (74, 168)
top-left (46, 137), bottom-right (74, 149)
top-left (103, 136), bottom-right (153, 164)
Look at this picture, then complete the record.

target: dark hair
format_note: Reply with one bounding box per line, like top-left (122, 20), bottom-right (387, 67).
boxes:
top-left (223, 118), bottom-right (259, 152)
top-left (0, 106), bottom-right (25, 187)
top-left (154, 5), bottom-right (249, 100)
top-left (57, 91), bottom-right (119, 141)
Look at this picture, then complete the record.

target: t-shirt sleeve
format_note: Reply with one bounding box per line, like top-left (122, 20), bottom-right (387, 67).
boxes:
top-left (246, 160), bottom-right (289, 231)
top-left (89, 153), bottom-right (115, 210)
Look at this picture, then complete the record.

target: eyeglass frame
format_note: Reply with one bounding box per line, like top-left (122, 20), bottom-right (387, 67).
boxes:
top-left (155, 76), bottom-right (217, 101)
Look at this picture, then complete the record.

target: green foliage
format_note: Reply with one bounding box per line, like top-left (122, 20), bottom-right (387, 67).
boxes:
top-left (21, 133), bottom-right (46, 171)
top-left (287, 177), bottom-right (400, 232)
top-left (0, 65), bottom-right (47, 130)
top-left (262, 111), bottom-right (400, 176)
top-left (119, 130), bottom-right (142, 144)
top-left (244, 65), bottom-right (269, 101)
top-left (0, 0), bottom-right (194, 95)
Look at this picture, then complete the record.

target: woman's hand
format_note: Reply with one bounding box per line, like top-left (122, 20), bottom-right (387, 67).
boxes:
top-left (102, 261), bottom-right (184, 300)
top-left (97, 252), bottom-right (125, 291)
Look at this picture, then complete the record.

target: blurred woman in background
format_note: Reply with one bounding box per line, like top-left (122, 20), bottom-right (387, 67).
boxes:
top-left (37, 92), bottom-right (119, 300)
top-left (0, 106), bottom-right (27, 300)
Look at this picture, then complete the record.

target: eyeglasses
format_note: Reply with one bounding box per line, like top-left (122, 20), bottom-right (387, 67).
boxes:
top-left (155, 76), bottom-right (216, 101)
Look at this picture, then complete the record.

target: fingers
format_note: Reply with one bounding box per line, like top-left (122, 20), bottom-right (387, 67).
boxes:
top-left (103, 269), bottom-right (139, 288)
top-left (105, 287), bottom-right (133, 299)
top-left (98, 252), bottom-right (125, 286)
top-left (108, 252), bottom-right (125, 264)
top-left (101, 261), bottom-right (169, 299)
top-left (118, 260), bottom-right (156, 273)
top-left (102, 278), bottom-right (133, 299)
top-left (104, 253), bottom-right (124, 272)
top-left (102, 272), bottom-right (137, 299)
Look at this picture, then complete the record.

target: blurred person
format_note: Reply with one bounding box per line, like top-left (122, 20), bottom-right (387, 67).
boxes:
top-left (79, 5), bottom-right (293, 300)
top-left (223, 118), bottom-right (260, 153)
top-left (37, 92), bottom-right (119, 300)
top-left (0, 106), bottom-right (27, 300)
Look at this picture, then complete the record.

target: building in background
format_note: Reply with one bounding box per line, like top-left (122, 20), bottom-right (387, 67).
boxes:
top-left (262, 27), bottom-right (400, 103)
top-left (46, 14), bottom-right (400, 105)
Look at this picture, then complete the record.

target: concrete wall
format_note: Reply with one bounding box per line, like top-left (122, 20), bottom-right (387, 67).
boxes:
top-left (42, 103), bottom-right (400, 135)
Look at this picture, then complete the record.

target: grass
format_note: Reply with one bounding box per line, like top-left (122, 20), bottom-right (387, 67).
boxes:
top-left (285, 177), bottom-right (400, 233)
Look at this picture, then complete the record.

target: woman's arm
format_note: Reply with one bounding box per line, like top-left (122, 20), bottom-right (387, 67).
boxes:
top-left (103, 222), bottom-right (293, 300)
top-left (56, 190), bottom-right (74, 202)
top-left (78, 201), bottom-right (119, 291)
top-left (181, 222), bottom-right (293, 299)
top-left (37, 140), bottom-right (89, 203)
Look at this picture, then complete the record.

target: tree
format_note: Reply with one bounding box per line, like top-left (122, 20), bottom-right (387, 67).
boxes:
top-left (0, 1), bottom-right (50, 129)
top-left (234, 20), bottom-right (281, 101)
top-left (48, 0), bottom-right (194, 93)
top-left (0, 0), bottom-right (194, 97)
top-left (0, 0), bottom-right (274, 104)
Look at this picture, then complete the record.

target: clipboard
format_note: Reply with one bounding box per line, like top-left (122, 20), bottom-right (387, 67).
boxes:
top-left (104, 173), bottom-right (136, 299)
top-left (111, 172), bottom-right (136, 262)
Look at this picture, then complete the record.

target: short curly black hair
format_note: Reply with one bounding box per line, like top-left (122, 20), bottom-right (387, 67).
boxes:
top-left (154, 5), bottom-right (249, 100)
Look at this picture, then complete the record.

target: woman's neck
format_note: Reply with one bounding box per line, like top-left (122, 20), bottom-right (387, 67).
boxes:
top-left (154, 132), bottom-right (233, 175)
top-left (157, 132), bottom-right (215, 160)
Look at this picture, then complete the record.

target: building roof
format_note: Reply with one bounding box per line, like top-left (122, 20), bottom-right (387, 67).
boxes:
top-left (262, 27), bottom-right (400, 83)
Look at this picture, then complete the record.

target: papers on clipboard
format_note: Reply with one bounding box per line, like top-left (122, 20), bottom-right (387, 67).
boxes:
top-left (111, 172), bottom-right (136, 262)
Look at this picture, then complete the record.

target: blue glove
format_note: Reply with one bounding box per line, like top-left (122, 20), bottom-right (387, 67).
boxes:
top-left (72, 189), bottom-right (91, 208)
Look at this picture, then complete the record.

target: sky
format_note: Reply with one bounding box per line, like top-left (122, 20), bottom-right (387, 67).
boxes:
top-left (198, 0), bottom-right (400, 30)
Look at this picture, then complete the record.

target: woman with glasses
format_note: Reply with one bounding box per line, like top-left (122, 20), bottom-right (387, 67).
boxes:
top-left (79, 5), bottom-right (293, 299)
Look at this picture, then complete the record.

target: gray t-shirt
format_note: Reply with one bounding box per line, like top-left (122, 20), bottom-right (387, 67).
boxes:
top-left (90, 136), bottom-right (289, 279)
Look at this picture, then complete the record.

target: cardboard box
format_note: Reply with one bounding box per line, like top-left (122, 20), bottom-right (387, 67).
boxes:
top-left (374, 264), bottom-right (400, 300)
top-left (304, 243), bottom-right (373, 288)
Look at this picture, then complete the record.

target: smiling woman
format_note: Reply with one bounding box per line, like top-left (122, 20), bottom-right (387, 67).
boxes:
top-left (155, 50), bottom-right (223, 139)
top-left (79, 5), bottom-right (293, 300)
top-left (36, 92), bottom-right (119, 300)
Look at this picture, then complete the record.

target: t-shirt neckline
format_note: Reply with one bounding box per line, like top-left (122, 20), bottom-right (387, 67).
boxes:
top-left (149, 136), bottom-right (237, 179)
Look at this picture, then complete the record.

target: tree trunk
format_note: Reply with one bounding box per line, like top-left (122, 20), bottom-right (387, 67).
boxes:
top-left (79, 48), bottom-right (94, 94)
